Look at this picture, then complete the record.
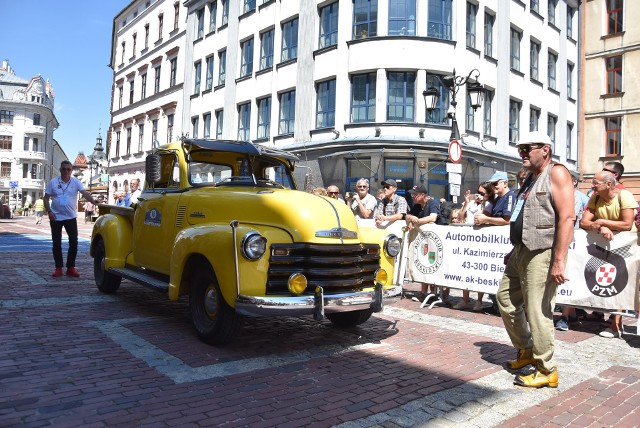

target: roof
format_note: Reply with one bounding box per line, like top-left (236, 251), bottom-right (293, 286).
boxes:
top-left (180, 138), bottom-right (299, 162)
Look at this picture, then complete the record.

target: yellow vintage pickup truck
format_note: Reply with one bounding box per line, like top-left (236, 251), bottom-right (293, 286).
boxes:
top-left (91, 138), bottom-right (402, 344)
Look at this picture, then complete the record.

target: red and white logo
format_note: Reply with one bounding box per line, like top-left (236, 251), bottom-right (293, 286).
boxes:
top-left (596, 263), bottom-right (616, 286)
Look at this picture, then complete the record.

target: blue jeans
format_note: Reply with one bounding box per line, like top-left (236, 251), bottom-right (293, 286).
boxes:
top-left (50, 218), bottom-right (78, 269)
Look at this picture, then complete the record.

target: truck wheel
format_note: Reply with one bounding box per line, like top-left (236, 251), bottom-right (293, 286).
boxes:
top-left (93, 239), bottom-right (121, 293)
top-left (190, 266), bottom-right (243, 345)
top-left (327, 309), bottom-right (373, 328)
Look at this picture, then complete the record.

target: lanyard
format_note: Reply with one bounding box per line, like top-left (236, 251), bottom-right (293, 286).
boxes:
top-left (58, 178), bottom-right (72, 194)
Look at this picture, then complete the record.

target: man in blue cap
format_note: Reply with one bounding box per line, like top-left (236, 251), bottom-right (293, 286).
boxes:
top-left (496, 130), bottom-right (575, 389)
top-left (475, 171), bottom-right (516, 226)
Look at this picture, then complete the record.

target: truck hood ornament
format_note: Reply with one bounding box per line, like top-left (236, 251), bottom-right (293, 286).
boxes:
top-left (315, 228), bottom-right (358, 239)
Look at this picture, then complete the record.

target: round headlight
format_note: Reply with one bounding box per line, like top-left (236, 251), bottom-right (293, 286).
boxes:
top-left (384, 234), bottom-right (402, 258)
top-left (288, 273), bottom-right (308, 295)
top-left (375, 268), bottom-right (388, 285)
top-left (241, 232), bottom-right (267, 260)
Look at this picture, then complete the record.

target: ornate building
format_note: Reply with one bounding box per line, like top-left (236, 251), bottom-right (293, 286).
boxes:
top-left (0, 59), bottom-right (60, 211)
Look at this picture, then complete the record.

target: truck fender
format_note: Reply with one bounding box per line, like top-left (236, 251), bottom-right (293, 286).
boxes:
top-left (90, 213), bottom-right (133, 270)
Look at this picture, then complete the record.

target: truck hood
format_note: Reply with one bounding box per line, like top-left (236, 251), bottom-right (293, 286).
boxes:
top-left (183, 187), bottom-right (361, 243)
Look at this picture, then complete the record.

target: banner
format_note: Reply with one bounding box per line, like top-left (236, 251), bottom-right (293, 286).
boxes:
top-left (405, 223), bottom-right (640, 311)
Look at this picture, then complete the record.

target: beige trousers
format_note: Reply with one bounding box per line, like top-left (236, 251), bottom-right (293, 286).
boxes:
top-left (497, 244), bottom-right (559, 373)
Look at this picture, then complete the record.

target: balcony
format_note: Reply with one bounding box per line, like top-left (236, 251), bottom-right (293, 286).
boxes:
top-left (20, 178), bottom-right (45, 189)
top-left (18, 151), bottom-right (47, 161)
top-left (25, 125), bottom-right (46, 135)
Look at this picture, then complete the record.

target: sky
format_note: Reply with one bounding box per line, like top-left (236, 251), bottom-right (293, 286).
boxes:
top-left (4, 0), bottom-right (130, 160)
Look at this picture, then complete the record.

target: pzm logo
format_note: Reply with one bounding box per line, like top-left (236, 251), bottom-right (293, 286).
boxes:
top-left (583, 244), bottom-right (632, 298)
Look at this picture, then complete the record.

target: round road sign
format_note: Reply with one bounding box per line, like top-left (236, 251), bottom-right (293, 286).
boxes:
top-left (448, 139), bottom-right (463, 163)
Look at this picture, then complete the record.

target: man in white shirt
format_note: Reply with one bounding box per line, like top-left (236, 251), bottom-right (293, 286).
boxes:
top-left (126, 178), bottom-right (142, 206)
top-left (346, 178), bottom-right (377, 219)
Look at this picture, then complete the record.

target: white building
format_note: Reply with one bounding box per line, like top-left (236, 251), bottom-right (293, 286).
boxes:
top-left (111, 0), bottom-right (579, 200)
top-left (0, 60), bottom-right (59, 211)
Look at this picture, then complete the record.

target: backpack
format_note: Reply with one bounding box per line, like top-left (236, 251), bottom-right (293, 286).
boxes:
top-left (436, 201), bottom-right (453, 225)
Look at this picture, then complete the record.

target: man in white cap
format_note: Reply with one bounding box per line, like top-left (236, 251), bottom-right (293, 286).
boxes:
top-left (373, 179), bottom-right (408, 226)
top-left (496, 130), bottom-right (574, 388)
top-left (475, 171), bottom-right (516, 226)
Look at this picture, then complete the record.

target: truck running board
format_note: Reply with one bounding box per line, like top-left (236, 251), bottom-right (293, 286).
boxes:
top-left (109, 267), bottom-right (170, 293)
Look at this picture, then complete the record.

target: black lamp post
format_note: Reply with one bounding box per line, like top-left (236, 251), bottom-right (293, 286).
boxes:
top-left (423, 69), bottom-right (485, 142)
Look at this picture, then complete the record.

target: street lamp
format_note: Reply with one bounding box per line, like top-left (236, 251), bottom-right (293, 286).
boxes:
top-left (423, 69), bottom-right (485, 142)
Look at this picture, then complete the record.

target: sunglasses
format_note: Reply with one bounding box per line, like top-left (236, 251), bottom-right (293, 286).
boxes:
top-left (517, 144), bottom-right (543, 154)
top-left (328, 191), bottom-right (339, 195)
top-left (602, 167), bottom-right (616, 174)
top-left (476, 191), bottom-right (486, 196)
top-left (356, 185), bottom-right (368, 189)
top-left (60, 168), bottom-right (72, 171)
top-left (383, 186), bottom-right (391, 190)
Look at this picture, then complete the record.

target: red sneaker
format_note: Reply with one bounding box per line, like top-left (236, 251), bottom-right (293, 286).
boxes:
top-left (52, 268), bottom-right (64, 277)
top-left (66, 267), bottom-right (80, 277)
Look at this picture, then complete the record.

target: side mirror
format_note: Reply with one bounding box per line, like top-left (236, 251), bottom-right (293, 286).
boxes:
top-left (146, 154), bottom-right (161, 184)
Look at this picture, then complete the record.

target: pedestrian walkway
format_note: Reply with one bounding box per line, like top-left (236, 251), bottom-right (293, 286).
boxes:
top-left (0, 216), bottom-right (638, 427)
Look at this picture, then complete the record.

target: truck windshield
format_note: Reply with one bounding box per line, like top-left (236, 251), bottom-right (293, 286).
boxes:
top-left (187, 152), bottom-right (296, 189)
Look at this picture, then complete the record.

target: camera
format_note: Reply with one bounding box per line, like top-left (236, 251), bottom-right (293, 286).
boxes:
top-left (345, 192), bottom-right (352, 199)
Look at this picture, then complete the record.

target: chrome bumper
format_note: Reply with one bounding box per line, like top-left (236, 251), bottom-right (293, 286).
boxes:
top-left (235, 284), bottom-right (403, 320)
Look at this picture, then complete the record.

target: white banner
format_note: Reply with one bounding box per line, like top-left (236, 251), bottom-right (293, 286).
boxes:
top-left (405, 223), bottom-right (640, 311)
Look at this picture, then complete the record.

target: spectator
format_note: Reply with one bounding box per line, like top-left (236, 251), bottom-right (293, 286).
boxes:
top-left (459, 186), bottom-right (485, 224)
top-left (346, 178), bottom-right (377, 219)
top-left (516, 167), bottom-right (529, 189)
top-left (84, 200), bottom-right (95, 223)
top-left (475, 171), bottom-right (516, 226)
top-left (34, 198), bottom-right (45, 225)
top-left (326, 184), bottom-right (345, 203)
top-left (312, 187), bottom-right (328, 196)
top-left (602, 161), bottom-right (625, 190)
top-left (43, 160), bottom-right (97, 278)
top-left (127, 178), bottom-right (142, 206)
top-left (497, 131), bottom-right (574, 389)
top-left (450, 209), bottom-right (461, 223)
top-left (376, 188), bottom-right (385, 201)
top-left (580, 170), bottom-right (638, 338)
top-left (23, 200), bottom-right (31, 216)
top-left (115, 191), bottom-right (127, 207)
top-left (373, 179), bottom-right (408, 226)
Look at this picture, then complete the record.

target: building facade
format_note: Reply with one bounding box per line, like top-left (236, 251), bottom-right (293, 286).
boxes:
top-left (0, 60), bottom-right (60, 211)
top-left (111, 0), bottom-right (579, 201)
top-left (580, 0), bottom-right (639, 197)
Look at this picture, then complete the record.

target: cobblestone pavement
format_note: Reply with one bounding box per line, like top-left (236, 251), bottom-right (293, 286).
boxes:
top-left (1, 216), bottom-right (639, 427)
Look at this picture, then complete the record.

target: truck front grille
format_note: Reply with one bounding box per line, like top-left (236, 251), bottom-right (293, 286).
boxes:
top-left (267, 243), bottom-right (381, 294)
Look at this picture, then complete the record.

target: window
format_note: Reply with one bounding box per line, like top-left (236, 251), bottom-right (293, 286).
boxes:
top-left (257, 97), bottom-right (271, 139)
top-left (115, 131), bottom-right (121, 157)
top-left (238, 103), bottom-right (251, 141)
top-left (205, 56), bottom-right (214, 90)
top-left (209, 1), bottom-right (216, 33)
top-left (141, 73), bottom-right (147, 99)
top-left (158, 13), bottom-right (164, 40)
top-left (484, 13), bottom-right (494, 57)
top-left (316, 79), bottom-right (336, 128)
top-left (387, 71), bottom-right (415, 122)
top-left (567, 63), bottom-right (574, 98)
top-left (0, 162), bottom-right (10, 178)
top-left (389, 0), bottom-right (416, 36)
top-left (138, 124), bottom-right (144, 152)
top-left (278, 90), bottom-right (296, 135)
top-left (531, 0), bottom-right (539, 14)
top-left (548, 0), bottom-right (556, 26)
top-left (426, 73), bottom-right (449, 124)
top-left (319, 2), bottom-right (339, 48)
top-left (132, 33), bottom-right (137, 57)
top-left (607, 0), bottom-right (623, 34)
top-left (606, 55), bottom-right (622, 94)
top-left (191, 116), bottom-right (199, 138)
top-left (260, 29), bottom-right (274, 70)
top-left (174, 2), bottom-right (180, 30)
top-left (196, 8), bottom-right (205, 39)
top-left (193, 61), bottom-right (202, 94)
top-left (23, 163), bottom-right (28, 179)
top-left (221, 0), bottom-right (229, 26)
top-left (126, 128), bottom-right (132, 155)
top-left (240, 38), bottom-right (254, 77)
top-left (353, 0), bottom-right (378, 39)
top-left (466, 2), bottom-right (477, 49)
top-left (566, 123), bottom-right (573, 160)
top-left (129, 80), bottom-right (134, 104)
top-left (351, 73), bottom-right (376, 122)
top-left (167, 114), bottom-right (174, 143)
top-left (243, 0), bottom-right (255, 14)
top-left (33, 113), bottom-right (41, 126)
top-left (281, 18), bottom-right (298, 62)
top-left (118, 86), bottom-right (123, 108)
top-left (510, 28), bottom-right (521, 71)
top-left (483, 89), bottom-right (493, 135)
top-left (170, 58), bottom-right (177, 87)
top-left (605, 117), bottom-right (621, 156)
top-left (530, 40), bottom-right (540, 81)
top-left (548, 52), bottom-right (557, 90)
top-left (509, 99), bottom-right (521, 144)
top-left (152, 119), bottom-right (158, 143)
top-left (529, 107), bottom-right (540, 131)
top-left (547, 114), bottom-right (557, 148)
top-left (567, 6), bottom-right (574, 39)
top-left (154, 65), bottom-right (161, 94)
top-left (428, 0), bottom-right (452, 40)
top-left (24, 137), bottom-right (30, 151)
top-left (215, 110), bottom-right (224, 138)
top-left (144, 24), bottom-right (149, 49)
top-left (33, 138), bottom-right (38, 152)
top-left (0, 135), bottom-right (12, 150)
top-left (218, 50), bottom-right (226, 85)
top-left (121, 41), bottom-right (126, 64)
top-left (0, 110), bottom-right (14, 125)
top-left (465, 92), bottom-right (475, 131)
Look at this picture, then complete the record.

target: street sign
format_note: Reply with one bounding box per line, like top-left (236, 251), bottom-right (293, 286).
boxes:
top-left (446, 163), bottom-right (462, 174)
top-left (448, 139), bottom-right (463, 163)
top-left (9, 181), bottom-right (18, 188)
top-left (448, 172), bottom-right (461, 185)
top-left (449, 183), bottom-right (460, 196)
